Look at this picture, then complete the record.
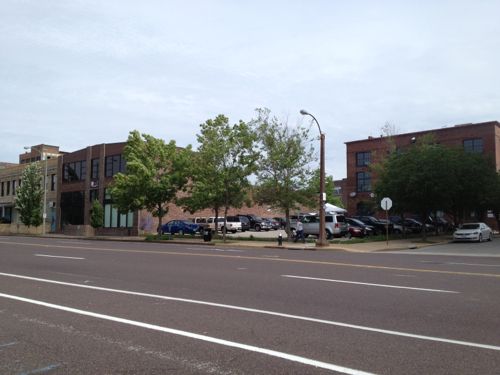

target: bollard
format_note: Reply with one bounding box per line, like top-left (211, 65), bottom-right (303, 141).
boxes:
top-left (278, 232), bottom-right (283, 246)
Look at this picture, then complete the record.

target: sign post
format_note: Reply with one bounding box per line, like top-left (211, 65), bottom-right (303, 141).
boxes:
top-left (380, 197), bottom-right (392, 245)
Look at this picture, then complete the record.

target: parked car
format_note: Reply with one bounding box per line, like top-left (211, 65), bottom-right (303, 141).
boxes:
top-left (352, 216), bottom-right (393, 235)
top-left (347, 224), bottom-right (365, 238)
top-left (191, 217), bottom-right (210, 230)
top-left (272, 217), bottom-right (286, 229)
top-left (264, 218), bottom-right (280, 230)
top-left (403, 218), bottom-right (435, 233)
top-left (238, 215), bottom-right (251, 232)
top-left (206, 217), bottom-right (242, 233)
top-left (346, 217), bottom-right (375, 236)
top-left (238, 214), bottom-right (268, 231)
top-left (161, 220), bottom-right (201, 235)
top-left (291, 213), bottom-right (348, 239)
top-left (453, 222), bottom-right (493, 242)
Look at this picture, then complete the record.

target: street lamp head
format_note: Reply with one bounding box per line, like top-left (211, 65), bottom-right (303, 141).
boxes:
top-left (299, 109), bottom-right (309, 116)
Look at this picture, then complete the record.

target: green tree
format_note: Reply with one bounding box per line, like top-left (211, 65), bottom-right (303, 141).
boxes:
top-left (90, 199), bottom-right (104, 229)
top-left (374, 136), bottom-right (455, 239)
top-left (306, 169), bottom-right (343, 208)
top-left (488, 173), bottom-right (500, 230)
top-left (375, 136), bottom-right (499, 237)
top-left (181, 114), bottom-right (257, 242)
top-left (251, 108), bottom-right (316, 238)
top-left (15, 163), bottom-right (43, 228)
top-left (446, 149), bottom-right (498, 225)
top-left (110, 130), bottom-right (192, 234)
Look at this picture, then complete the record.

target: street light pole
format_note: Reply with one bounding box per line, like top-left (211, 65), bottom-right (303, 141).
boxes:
top-left (300, 109), bottom-right (327, 247)
top-left (25, 146), bottom-right (47, 236)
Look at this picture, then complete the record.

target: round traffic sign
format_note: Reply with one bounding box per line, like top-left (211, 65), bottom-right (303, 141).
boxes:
top-left (381, 197), bottom-right (392, 211)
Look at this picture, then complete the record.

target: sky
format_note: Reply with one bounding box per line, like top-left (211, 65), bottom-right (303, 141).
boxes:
top-left (2, 0), bottom-right (500, 179)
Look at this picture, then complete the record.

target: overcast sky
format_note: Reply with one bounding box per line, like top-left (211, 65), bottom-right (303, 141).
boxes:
top-left (2, 1), bottom-right (500, 179)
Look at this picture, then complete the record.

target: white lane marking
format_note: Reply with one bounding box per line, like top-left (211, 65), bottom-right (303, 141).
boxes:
top-left (393, 274), bottom-right (417, 278)
top-left (0, 341), bottom-right (18, 348)
top-left (0, 293), bottom-right (374, 375)
top-left (55, 240), bottom-right (93, 245)
top-left (281, 275), bottom-right (459, 294)
top-left (213, 248), bottom-right (244, 253)
top-left (237, 268), bottom-right (247, 270)
top-left (448, 262), bottom-right (500, 267)
top-left (35, 254), bottom-right (85, 260)
top-left (0, 273), bottom-right (497, 351)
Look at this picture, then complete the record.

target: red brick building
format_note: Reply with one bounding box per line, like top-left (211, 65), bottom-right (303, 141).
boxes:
top-left (344, 121), bottom-right (500, 225)
top-left (57, 142), bottom-right (284, 236)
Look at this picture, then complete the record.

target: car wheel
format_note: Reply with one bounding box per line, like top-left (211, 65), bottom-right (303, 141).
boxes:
top-left (231, 230), bottom-right (237, 234)
top-left (179, 230), bottom-right (184, 236)
top-left (394, 228), bottom-right (401, 234)
top-left (488, 233), bottom-right (493, 241)
top-left (326, 230), bottom-right (333, 240)
top-left (478, 234), bottom-right (483, 243)
top-left (255, 224), bottom-right (261, 231)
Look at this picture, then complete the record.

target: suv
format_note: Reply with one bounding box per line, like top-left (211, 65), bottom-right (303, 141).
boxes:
top-left (291, 213), bottom-right (348, 239)
top-left (207, 217), bottom-right (242, 233)
top-left (237, 214), bottom-right (269, 231)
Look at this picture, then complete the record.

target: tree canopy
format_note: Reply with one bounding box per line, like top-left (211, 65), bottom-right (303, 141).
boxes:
top-left (251, 108), bottom-right (316, 237)
top-left (110, 130), bottom-right (192, 233)
top-left (375, 135), bottom-right (499, 236)
top-left (180, 114), bottom-right (257, 241)
top-left (15, 163), bottom-right (43, 228)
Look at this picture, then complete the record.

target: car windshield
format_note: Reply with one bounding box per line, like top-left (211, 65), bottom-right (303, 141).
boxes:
top-left (350, 218), bottom-right (364, 225)
top-left (181, 220), bottom-right (192, 225)
top-left (461, 224), bottom-right (479, 230)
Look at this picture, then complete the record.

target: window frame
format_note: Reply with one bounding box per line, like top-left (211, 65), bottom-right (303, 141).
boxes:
top-left (356, 171), bottom-right (372, 192)
top-left (356, 151), bottom-right (371, 167)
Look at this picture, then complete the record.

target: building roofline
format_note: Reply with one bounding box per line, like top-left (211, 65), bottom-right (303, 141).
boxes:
top-left (344, 120), bottom-right (500, 145)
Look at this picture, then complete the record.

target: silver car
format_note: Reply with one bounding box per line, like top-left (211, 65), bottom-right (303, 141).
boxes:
top-left (453, 222), bottom-right (493, 242)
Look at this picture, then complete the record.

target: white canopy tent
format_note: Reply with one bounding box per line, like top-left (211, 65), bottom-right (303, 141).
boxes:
top-left (324, 203), bottom-right (347, 213)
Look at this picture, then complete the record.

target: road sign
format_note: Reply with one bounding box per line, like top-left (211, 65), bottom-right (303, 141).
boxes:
top-left (381, 197), bottom-right (392, 211)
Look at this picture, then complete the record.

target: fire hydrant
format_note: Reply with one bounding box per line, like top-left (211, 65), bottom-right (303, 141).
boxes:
top-left (278, 232), bottom-right (283, 246)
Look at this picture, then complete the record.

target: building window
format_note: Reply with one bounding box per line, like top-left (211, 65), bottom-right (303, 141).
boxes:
top-left (6, 181), bottom-right (10, 195)
top-left (105, 155), bottom-right (126, 177)
top-left (91, 158), bottom-right (99, 179)
top-left (89, 189), bottom-right (99, 202)
top-left (12, 180), bottom-right (16, 195)
top-left (51, 174), bottom-right (56, 191)
top-left (1, 181), bottom-right (4, 196)
top-left (63, 160), bottom-right (87, 182)
top-left (463, 138), bottom-right (483, 153)
top-left (60, 191), bottom-right (85, 225)
top-left (357, 172), bottom-right (371, 192)
top-left (356, 151), bottom-right (371, 167)
top-left (103, 188), bottom-right (133, 227)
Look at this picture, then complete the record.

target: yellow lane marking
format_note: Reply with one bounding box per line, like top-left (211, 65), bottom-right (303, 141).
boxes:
top-left (2, 240), bottom-right (500, 279)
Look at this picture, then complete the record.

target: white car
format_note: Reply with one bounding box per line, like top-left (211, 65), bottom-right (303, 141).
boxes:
top-left (453, 222), bottom-right (493, 242)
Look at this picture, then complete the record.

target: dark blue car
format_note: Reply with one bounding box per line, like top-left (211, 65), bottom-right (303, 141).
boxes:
top-left (161, 220), bottom-right (201, 235)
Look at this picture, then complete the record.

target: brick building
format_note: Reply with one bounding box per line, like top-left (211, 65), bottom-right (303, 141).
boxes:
top-left (344, 121), bottom-right (500, 226)
top-left (0, 145), bottom-right (63, 234)
top-left (57, 142), bottom-right (285, 236)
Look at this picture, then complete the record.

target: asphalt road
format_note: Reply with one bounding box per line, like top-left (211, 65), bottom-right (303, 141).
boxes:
top-left (1, 236), bottom-right (499, 374)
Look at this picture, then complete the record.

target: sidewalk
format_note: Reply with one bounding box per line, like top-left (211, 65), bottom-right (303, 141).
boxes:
top-left (11, 233), bottom-right (450, 253)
